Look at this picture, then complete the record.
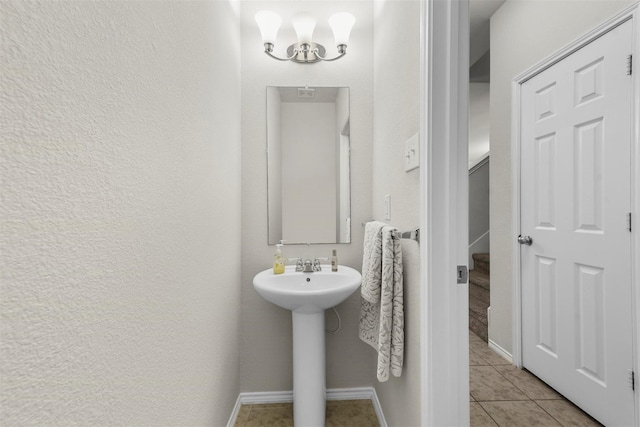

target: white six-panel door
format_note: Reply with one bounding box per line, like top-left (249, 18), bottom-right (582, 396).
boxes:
top-left (520, 20), bottom-right (634, 426)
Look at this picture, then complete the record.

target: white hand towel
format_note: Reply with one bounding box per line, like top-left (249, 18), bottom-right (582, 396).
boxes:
top-left (361, 221), bottom-right (386, 304)
top-left (359, 222), bottom-right (404, 382)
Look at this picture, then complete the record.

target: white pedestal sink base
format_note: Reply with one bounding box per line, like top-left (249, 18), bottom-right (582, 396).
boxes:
top-left (252, 266), bottom-right (362, 426)
top-left (292, 311), bottom-right (326, 426)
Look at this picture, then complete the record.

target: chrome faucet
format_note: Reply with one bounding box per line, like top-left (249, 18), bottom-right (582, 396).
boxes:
top-left (303, 259), bottom-right (314, 273)
top-left (289, 257), bottom-right (328, 273)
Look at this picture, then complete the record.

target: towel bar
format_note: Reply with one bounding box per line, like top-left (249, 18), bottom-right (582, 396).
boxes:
top-left (361, 221), bottom-right (420, 243)
top-left (393, 228), bottom-right (420, 243)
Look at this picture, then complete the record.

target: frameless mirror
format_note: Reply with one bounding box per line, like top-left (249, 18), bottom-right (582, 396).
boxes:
top-left (267, 86), bottom-right (351, 245)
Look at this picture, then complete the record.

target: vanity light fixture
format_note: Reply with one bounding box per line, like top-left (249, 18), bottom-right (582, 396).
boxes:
top-left (255, 11), bottom-right (355, 64)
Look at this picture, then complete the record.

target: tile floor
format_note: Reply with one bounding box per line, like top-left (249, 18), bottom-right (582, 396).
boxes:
top-left (233, 399), bottom-right (379, 427)
top-left (469, 330), bottom-right (602, 427)
top-left (233, 332), bottom-right (602, 426)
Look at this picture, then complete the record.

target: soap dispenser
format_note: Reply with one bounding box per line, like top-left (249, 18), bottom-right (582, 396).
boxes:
top-left (331, 249), bottom-right (338, 272)
top-left (273, 242), bottom-right (285, 275)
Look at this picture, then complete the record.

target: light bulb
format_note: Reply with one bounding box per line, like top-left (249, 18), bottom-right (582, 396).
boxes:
top-left (328, 12), bottom-right (355, 47)
top-left (255, 10), bottom-right (282, 45)
top-left (292, 12), bottom-right (317, 45)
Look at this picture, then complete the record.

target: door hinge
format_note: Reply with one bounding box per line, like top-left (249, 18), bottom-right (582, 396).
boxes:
top-left (629, 370), bottom-right (635, 391)
top-left (628, 212), bottom-right (632, 232)
top-left (457, 265), bottom-right (468, 284)
top-left (627, 54), bottom-right (633, 75)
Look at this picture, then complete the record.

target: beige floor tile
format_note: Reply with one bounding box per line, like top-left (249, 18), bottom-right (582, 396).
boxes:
top-left (470, 349), bottom-right (490, 366)
top-left (325, 401), bottom-right (379, 427)
top-left (467, 329), bottom-right (602, 427)
top-left (235, 400), bottom-right (378, 427)
top-left (234, 404), bottom-right (252, 427)
top-left (364, 403), bottom-right (381, 425)
top-left (470, 366), bottom-right (529, 401)
top-left (535, 399), bottom-right (603, 427)
top-left (480, 401), bottom-right (562, 426)
top-left (470, 330), bottom-right (485, 342)
top-left (244, 404), bottom-right (293, 427)
top-left (470, 402), bottom-right (498, 427)
top-left (493, 365), bottom-right (562, 400)
top-left (469, 342), bottom-right (511, 366)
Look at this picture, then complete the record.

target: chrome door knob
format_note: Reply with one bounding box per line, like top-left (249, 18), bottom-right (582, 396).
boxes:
top-left (517, 235), bottom-right (533, 245)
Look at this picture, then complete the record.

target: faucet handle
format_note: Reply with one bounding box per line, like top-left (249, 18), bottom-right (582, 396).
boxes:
top-left (288, 257), bottom-right (304, 271)
top-left (313, 257), bottom-right (329, 271)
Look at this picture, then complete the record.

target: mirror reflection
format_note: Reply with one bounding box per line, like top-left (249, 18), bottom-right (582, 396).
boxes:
top-left (267, 86), bottom-right (351, 245)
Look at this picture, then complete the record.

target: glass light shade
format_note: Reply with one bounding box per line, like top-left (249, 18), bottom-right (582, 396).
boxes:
top-left (255, 11), bottom-right (282, 45)
top-left (328, 12), bottom-right (355, 46)
top-left (291, 12), bottom-right (317, 44)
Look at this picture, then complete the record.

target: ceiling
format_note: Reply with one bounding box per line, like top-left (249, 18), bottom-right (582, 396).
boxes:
top-left (469, 0), bottom-right (506, 66)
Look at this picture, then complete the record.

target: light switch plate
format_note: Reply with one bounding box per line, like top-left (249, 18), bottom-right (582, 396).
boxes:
top-left (404, 133), bottom-right (420, 172)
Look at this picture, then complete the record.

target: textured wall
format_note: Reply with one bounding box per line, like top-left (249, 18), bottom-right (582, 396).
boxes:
top-left (239, 1), bottom-right (376, 393)
top-left (371, 0), bottom-right (421, 425)
top-left (489, 0), bottom-right (634, 353)
top-left (0, 1), bottom-right (242, 425)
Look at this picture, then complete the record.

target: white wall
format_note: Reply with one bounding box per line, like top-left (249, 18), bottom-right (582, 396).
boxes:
top-left (372, 0), bottom-right (421, 425)
top-left (469, 82), bottom-right (490, 168)
top-left (240, 1), bottom-right (376, 393)
top-left (469, 160), bottom-right (490, 266)
top-left (489, 0), bottom-right (634, 353)
top-left (0, 1), bottom-right (242, 425)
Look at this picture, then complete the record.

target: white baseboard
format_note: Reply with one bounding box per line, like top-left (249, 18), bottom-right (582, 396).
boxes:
top-left (227, 387), bottom-right (387, 427)
top-left (488, 338), bottom-right (513, 364)
top-left (327, 387), bottom-right (387, 427)
top-left (226, 396), bottom-right (244, 427)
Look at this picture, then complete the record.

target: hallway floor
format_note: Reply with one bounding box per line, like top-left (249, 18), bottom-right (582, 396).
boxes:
top-left (469, 331), bottom-right (602, 426)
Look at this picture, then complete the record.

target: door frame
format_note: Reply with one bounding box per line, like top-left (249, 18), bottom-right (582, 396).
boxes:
top-left (420, 0), bottom-right (470, 425)
top-left (510, 3), bottom-right (640, 423)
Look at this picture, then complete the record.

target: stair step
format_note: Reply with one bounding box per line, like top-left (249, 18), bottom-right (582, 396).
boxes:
top-left (469, 269), bottom-right (490, 291)
top-left (469, 282), bottom-right (490, 305)
top-left (469, 297), bottom-right (488, 323)
top-left (472, 252), bottom-right (490, 274)
top-left (469, 253), bottom-right (490, 342)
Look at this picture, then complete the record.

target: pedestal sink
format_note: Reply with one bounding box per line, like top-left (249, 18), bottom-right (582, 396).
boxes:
top-left (253, 265), bottom-right (362, 426)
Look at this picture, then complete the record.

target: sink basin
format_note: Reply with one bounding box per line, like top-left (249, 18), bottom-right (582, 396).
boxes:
top-left (253, 265), bottom-right (362, 313)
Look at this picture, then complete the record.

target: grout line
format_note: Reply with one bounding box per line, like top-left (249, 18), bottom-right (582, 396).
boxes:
top-left (491, 365), bottom-right (531, 399)
top-left (530, 399), bottom-right (566, 426)
top-left (469, 337), bottom-right (599, 426)
top-left (476, 401), bottom-right (503, 426)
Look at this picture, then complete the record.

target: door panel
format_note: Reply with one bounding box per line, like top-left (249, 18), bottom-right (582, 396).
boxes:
top-left (520, 20), bottom-right (634, 427)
